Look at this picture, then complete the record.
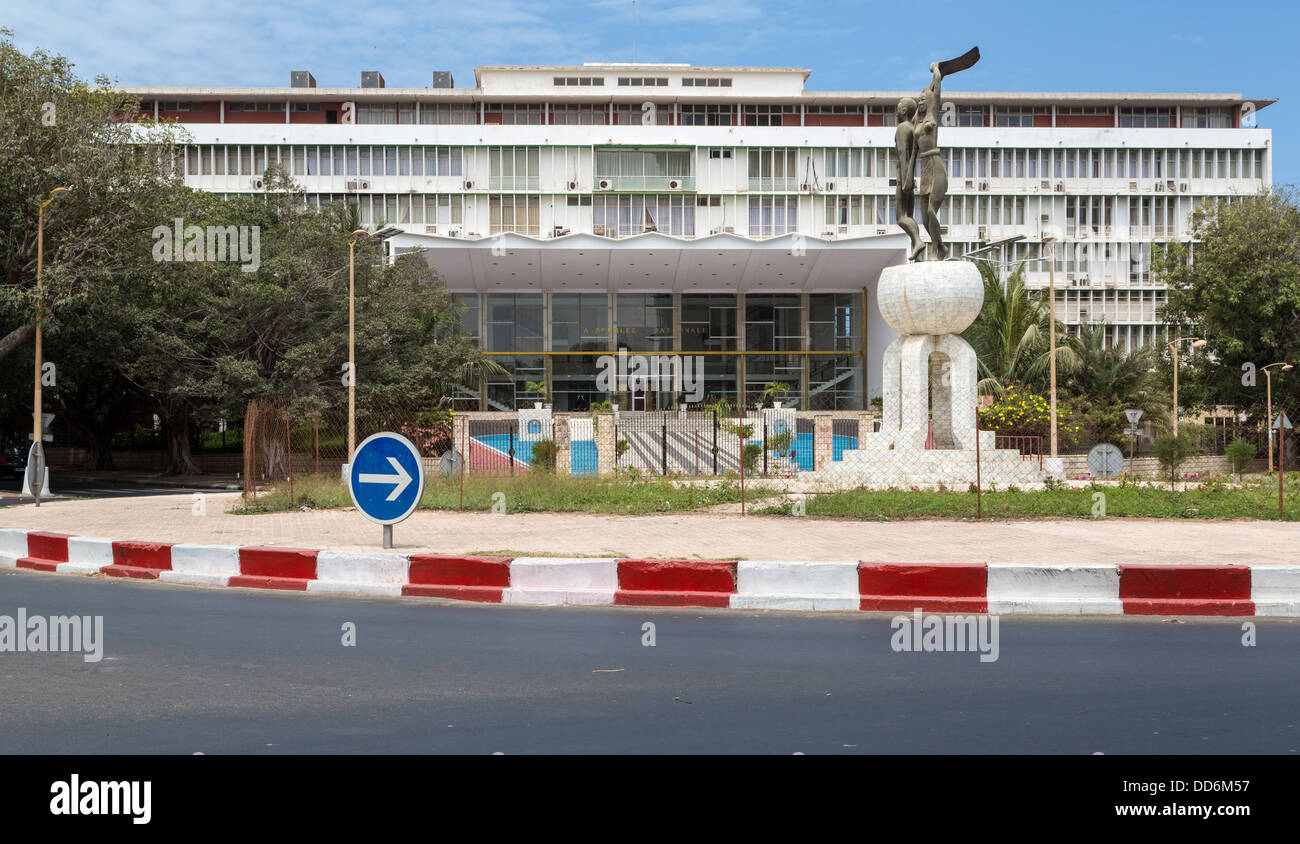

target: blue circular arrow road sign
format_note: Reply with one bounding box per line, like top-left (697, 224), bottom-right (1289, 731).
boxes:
top-left (347, 432), bottom-right (426, 525)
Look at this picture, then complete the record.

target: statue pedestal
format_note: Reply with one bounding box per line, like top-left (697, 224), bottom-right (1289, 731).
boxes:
top-left (814, 261), bottom-right (1041, 487)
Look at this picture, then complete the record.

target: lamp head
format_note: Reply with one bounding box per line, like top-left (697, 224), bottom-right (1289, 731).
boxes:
top-left (1285, 364), bottom-right (1295, 372)
top-left (1191, 338), bottom-right (1207, 349)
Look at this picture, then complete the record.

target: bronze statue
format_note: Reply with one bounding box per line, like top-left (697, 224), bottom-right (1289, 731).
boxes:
top-left (899, 47), bottom-right (980, 261)
top-left (894, 97), bottom-right (923, 261)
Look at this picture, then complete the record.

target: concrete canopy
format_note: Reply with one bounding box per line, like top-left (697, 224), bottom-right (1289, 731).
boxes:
top-left (389, 230), bottom-right (908, 293)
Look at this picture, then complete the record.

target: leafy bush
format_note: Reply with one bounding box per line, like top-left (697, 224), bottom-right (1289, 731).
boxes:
top-left (1225, 438), bottom-right (1257, 477)
top-left (1152, 431), bottom-right (1196, 485)
top-left (741, 443), bottom-right (763, 475)
top-left (530, 439), bottom-right (558, 473)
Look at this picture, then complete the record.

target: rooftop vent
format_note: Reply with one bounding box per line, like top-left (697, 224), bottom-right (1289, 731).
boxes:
top-left (361, 71), bottom-right (386, 89)
top-left (290, 71), bottom-right (316, 88)
top-left (431, 71), bottom-right (454, 88)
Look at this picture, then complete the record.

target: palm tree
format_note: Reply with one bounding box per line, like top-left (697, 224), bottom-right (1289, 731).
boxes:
top-left (961, 261), bottom-right (1079, 396)
top-left (1065, 322), bottom-right (1167, 442)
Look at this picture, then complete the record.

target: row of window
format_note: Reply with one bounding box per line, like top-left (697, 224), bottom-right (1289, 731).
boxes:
top-left (461, 292), bottom-right (856, 353)
top-left (269, 188), bottom-right (1237, 245)
top-left (944, 147), bottom-right (1267, 181)
top-left (180, 145), bottom-right (465, 177)
top-left (144, 100), bottom-right (1245, 129)
top-left (176, 143), bottom-right (1265, 186)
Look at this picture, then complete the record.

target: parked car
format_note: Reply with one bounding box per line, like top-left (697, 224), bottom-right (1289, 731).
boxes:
top-left (0, 444), bottom-right (27, 475)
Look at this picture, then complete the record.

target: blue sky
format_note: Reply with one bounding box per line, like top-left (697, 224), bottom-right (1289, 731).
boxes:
top-left (8, 0), bottom-right (1296, 182)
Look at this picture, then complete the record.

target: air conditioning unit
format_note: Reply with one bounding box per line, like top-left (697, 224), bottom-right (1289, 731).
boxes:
top-left (876, 227), bottom-right (888, 235)
top-left (593, 224), bottom-right (607, 236)
top-left (1066, 272), bottom-right (1075, 281)
top-left (346, 179), bottom-right (370, 190)
top-left (723, 226), bottom-right (735, 233)
top-left (464, 179), bottom-right (475, 190)
top-left (939, 225), bottom-right (948, 235)
top-left (979, 181), bottom-right (989, 191)
top-left (447, 228), bottom-right (462, 237)
top-left (822, 230), bottom-right (836, 238)
top-left (1040, 180), bottom-right (1051, 190)
top-left (1154, 182), bottom-right (1164, 192)
top-left (1054, 182), bottom-right (1065, 192)
top-left (668, 179), bottom-right (682, 189)
top-left (552, 225), bottom-right (570, 237)
top-left (425, 225), bottom-right (437, 234)
top-left (1040, 214), bottom-right (1051, 223)
top-left (837, 225), bottom-right (848, 234)
top-left (567, 180), bottom-right (579, 190)
top-left (1180, 182), bottom-right (1189, 192)
top-left (597, 179), bottom-right (612, 190)
top-left (965, 180), bottom-right (974, 190)
top-left (824, 181), bottom-right (836, 191)
top-left (1129, 181), bottom-right (1138, 191)
top-left (977, 226), bottom-right (987, 240)
top-left (800, 183), bottom-right (811, 191)
top-left (1167, 180), bottom-right (1176, 191)
top-left (887, 178), bottom-right (897, 188)
top-left (249, 177), bottom-right (265, 190)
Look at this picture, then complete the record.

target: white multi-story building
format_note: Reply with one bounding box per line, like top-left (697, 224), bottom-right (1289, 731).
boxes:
top-left (126, 62), bottom-right (1274, 411)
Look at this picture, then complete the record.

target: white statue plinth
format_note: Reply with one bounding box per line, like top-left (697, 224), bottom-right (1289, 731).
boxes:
top-left (816, 261), bottom-right (1041, 487)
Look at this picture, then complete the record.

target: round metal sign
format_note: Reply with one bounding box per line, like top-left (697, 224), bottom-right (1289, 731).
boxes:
top-left (1087, 443), bottom-right (1125, 479)
top-left (347, 432), bottom-right (425, 525)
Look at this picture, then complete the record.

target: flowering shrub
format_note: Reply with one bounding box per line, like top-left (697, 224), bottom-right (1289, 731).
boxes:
top-left (978, 385), bottom-right (1081, 450)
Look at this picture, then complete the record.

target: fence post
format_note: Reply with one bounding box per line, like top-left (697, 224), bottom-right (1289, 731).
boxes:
top-left (285, 414), bottom-right (293, 502)
top-left (712, 410), bottom-right (719, 475)
top-left (554, 417), bottom-right (571, 477)
top-left (737, 402), bottom-right (746, 516)
top-left (459, 420), bottom-right (465, 510)
top-left (661, 416), bottom-right (668, 475)
top-left (813, 415), bottom-right (833, 471)
top-left (1280, 421), bottom-right (1287, 520)
top-left (242, 400), bottom-right (256, 500)
top-left (762, 413), bottom-right (769, 475)
top-left (975, 403), bottom-right (982, 520)
top-left (509, 430), bottom-right (515, 476)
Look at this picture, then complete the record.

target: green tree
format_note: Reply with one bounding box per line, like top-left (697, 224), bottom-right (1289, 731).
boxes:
top-left (0, 29), bottom-right (185, 361)
top-left (1154, 188), bottom-right (1300, 425)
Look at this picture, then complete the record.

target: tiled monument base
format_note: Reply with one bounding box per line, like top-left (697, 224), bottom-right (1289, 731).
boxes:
top-left (812, 430), bottom-right (1044, 487)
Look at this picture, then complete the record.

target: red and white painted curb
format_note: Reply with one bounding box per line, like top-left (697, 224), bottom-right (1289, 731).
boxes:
top-left (2, 527), bottom-right (1296, 616)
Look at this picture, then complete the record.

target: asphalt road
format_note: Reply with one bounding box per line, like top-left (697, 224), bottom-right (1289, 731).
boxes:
top-left (1, 567), bottom-right (1297, 754)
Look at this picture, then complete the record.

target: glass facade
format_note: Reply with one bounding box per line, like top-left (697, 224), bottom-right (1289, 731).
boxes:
top-left (453, 291), bottom-right (866, 412)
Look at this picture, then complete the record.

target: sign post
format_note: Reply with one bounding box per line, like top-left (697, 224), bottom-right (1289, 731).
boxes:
top-left (1123, 409), bottom-right (1143, 477)
top-left (346, 432), bottom-right (425, 548)
top-left (1274, 413), bottom-right (1292, 520)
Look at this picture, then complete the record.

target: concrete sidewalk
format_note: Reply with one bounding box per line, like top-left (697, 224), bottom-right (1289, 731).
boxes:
top-left (0, 492), bottom-right (1293, 566)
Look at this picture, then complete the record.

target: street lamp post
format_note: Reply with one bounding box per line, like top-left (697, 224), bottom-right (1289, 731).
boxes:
top-left (1263, 362), bottom-right (1294, 471)
top-left (1043, 234), bottom-right (1058, 457)
top-left (347, 229), bottom-right (370, 461)
top-left (32, 187), bottom-right (70, 506)
top-left (1167, 336), bottom-right (1206, 438)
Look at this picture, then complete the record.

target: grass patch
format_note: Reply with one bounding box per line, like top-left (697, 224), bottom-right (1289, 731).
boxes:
top-left (230, 472), bottom-right (782, 516)
top-left (759, 479), bottom-right (1300, 521)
